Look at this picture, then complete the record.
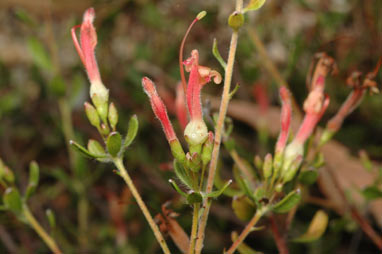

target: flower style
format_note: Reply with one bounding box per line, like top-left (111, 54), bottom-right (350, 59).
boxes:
top-left (71, 7), bottom-right (108, 105)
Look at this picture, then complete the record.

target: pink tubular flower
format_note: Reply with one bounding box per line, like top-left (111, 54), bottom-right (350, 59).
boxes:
top-left (142, 77), bottom-right (177, 143)
top-left (72, 8), bottom-right (108, 102)
top-left (275, 86), bottom-right (292, 153)
top-left (175, 83), bottom-right (188, 131)
top-left (295, 75), bottom-right (329, 144)
top-left (252, 83), bottom-right (269, 116)
top-left (71, 8), bottom-right (100, 83)
top-left (182, 50), bottom-right (221, 146)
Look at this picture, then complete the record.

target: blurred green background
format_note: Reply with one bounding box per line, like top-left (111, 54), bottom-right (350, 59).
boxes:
top-left (0, 0), bottom-right (381, 253)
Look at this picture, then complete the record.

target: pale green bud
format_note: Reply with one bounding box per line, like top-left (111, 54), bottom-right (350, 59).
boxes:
top-left (184, 120), bottom-right (208, 146)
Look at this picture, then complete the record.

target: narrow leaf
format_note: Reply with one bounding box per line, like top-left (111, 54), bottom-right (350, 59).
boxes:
top-left (361, 186), bottom-right (382, 201)
top-left (212, 38), bottom-right (227, 70)
top-left (27, 37), bottom-right (53, 72)
top-left (124, 115), bottom-right (139, 149)
top-left (206, 180), bottom-right (232, 198)
top-left (272, 189), bottom-right (301, 213)
top-left (3, 187), bottom-right (23, 215)
top-left (293, 210), bottom-right (329, 243)
top-left (46, 209), bottom-right (56, 229)
top-left (173, 160), bottom-right (192, 189)
top-left (168, 179), bottom-right (187, 198)
top-left (243, 0), bottom-right (266, 13)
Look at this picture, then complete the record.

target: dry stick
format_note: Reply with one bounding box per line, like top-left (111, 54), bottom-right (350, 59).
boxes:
top-left (269, 215), bottom-right (289, 254)
top-left (247, 28), bottom-right (302, 119)
top-left (226, 209), bottom-right (264, 254)
top-left (324, 165), bottom-right (382, 250)
top-left (23, 205), bottom-right (62, 254)
top-left (114, 159), bottom-right (171, 254)
top-left (194, 1), bottom-right (243, 254)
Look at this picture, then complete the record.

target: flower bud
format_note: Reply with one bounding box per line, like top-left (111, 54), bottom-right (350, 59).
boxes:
top-left (281, 141), bottom-right (303, 178)
top-left (84, 102), bottom-right (100, 128)
top-left (201, 132), bottom-right (214, 166)
top-left (91, 92), bottom-right (109, 124)
top-left (228, 11), bottom-right (244, 30)
top-left (282, 155), bottom-right (303, 183)
top-left (262, 153), bottom-right (273, 180)
top-left (184, 120), bottom-right (208, 146)
top-left (108, 102), bottom-right (118, 130)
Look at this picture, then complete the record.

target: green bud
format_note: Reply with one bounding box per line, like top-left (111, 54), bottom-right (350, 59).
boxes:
top-left (108, 102), bottom-right (118, 130)
top-left (184, 120), bottom-right (208, 146)
top-left (262, 153), bottom-right (273, 180)
top-left (187, 152), bottom-right (202, 173)
top-left (170, 139), bottom-right (186, 164)
top-left (282, 155), bottom-right (303, 184)
top-left (254, 155), bottom-right (263, 171)
top-left (201, 132), bottom-right (214, 166)
top-left (25, 161), bottom-right (39, 200)
top-left (228, 11), bottom-right (244, 30)
top-left (282, 141), bottom-right (303, 177)
top-left (196, 10), bottom-right (207, 20)
top-left (106, 132), bottom-right (122, 157)
top-left (100, 123), bottom-right (110, 136)
top-left (0, 159), bottom-right (15, 184)
top-left (84, 102), bottom-right (100, 128)
top-left (319, 129), bottom-right (335, 147)
top-left (273, 151), bottom-right (283, 177)
top-left (187, 191), bottom-right (203, 204)
top-left (124, 115), bottom-right (139, 149)
top-left (91, 93), bottom-right (108, 124)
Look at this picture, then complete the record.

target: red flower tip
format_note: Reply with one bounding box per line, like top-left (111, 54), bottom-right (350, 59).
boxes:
top-left (142, 77), bottom-right (177, 143)
top-left (275, 86), bottom-right (292, 153)
top-left (71, 7), bottom-right (101, 83)
top-left (252, 83), bottom-right (269, 115)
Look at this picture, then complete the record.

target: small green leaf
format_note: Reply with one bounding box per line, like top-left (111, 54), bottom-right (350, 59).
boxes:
top-left (212, 38), bottom-right (227, 70)
top-left (27, 37), bottom-right (53, 72)
top-left (25, 161), bottom-right (39, 200)
top-left (70, 140), bottom-right (103, 159)
top-left (173, 160), bottom-right (192, 189)
top-left (232, 195), bottom-right (256, 221)
top-left (187, 191), bottom-right (203, 204)
top-left (124, 115), bottom-right (139, 149)
top-left (46, 209), bottom-right (56, 229)
top-left (206, 180), bottom-right (232, 199)
top-left (361, 186), bottom-right (382, 201)
top-left (293, 210), bottom-right (329, 243)
top-left (168, 179), bottom-right (187, 198)
top-left (3, 187), bottom-right (23, 215)
top-left (272, 189), bottom-right (301, 213)
top-left (107, 132), bottom-right (122, 157)
top-left (0, 159), bottom-right (15, 184)
top-left (243, 0), bottom-right (266, 13)
top-left (87, 139), bottom-right (106, 157)
top-left (298, 169), bottom-right (318, 185)
top-left (234, 167), bottom-right (256, 202)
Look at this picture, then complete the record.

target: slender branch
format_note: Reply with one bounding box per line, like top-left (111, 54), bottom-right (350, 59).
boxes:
top-left (226, 209), bottom-right (264, 254)
top-left (23, 205), bottom-right (62, 254)
top-left (323, 165), bottom-right (382, 250)
top-left (269, 215), bottom-right (289, 254)
top-left (113, 158), bottom-right (171, 254)
top-left (188, 203), bottom-right (200, 254)
top-left (194, 1), bottom-right (243, 253)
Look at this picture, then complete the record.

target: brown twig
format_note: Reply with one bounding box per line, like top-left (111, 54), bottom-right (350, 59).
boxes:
top-left (269, 215), bottom-right (289, 254)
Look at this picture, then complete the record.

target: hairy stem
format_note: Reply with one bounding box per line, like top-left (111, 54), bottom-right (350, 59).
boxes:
top-left (23, 205), bottom-right (62, 254)
top-left (188, 203), bottom-right (200, 254)
top-left (113, 158), bottom-right (171, 254)
top-left (226, 209), bottom-right (264, 254)
top-left (194, 1), bottom-right (243, 253)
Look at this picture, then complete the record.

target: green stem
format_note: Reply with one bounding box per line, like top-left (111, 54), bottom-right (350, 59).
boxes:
top-left (113, 158), bottom-right (171, 254)
top-left (225, 209), bottom-right (264, 254)
top-left (23, 205), bottom-right (62, 254)
top-left (188, 203), bottom-right (200, 254)
top-left (194, 1), bottom-right (243, 253)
